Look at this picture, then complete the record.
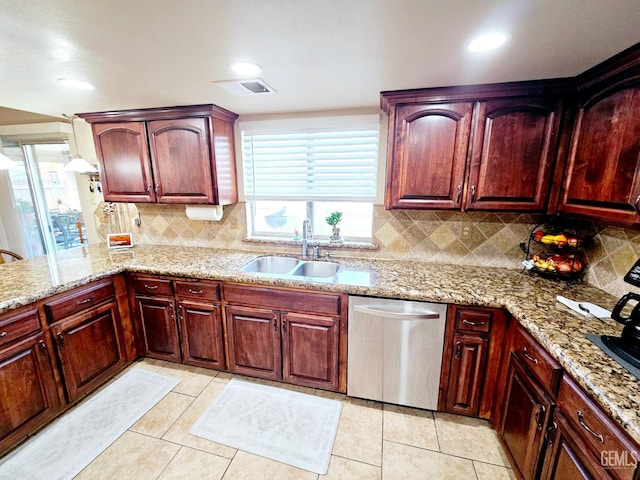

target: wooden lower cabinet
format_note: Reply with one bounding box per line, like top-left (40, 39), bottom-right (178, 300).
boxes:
top-left (281, 312), bottom-right (339, 390)
top-left (51, 300), bottom-right (126, 402)
top-left (0, 331), bottom-right (61, 455)
top-left (136, 295), bottom-right (180, 362)
top-left (541, 409), bottom-right (611, 480)
top-left (178, 299), bottom-right (224, 369)
top-left (499, 352), bottom-right (553, 480)
top-left (225, 305), bottom-right (281, 380)
top-left (223, 283), bottom-right (345, 391)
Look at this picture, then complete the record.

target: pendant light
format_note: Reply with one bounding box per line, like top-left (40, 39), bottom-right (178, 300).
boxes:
top-left (0, 152), bottom-right (20, 170)
top-left (62, 114), bottom-right (98, 173)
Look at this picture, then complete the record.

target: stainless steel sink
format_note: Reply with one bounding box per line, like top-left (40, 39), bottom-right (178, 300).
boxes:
top-left (291, 261), bottom-right (340, 278)
top-left (241, 256), bottom-right (300, 274)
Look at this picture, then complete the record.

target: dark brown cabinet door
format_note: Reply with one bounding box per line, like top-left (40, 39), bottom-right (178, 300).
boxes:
top-left (444, 332), bottom-right (489, 417)
top-left (281, 312), bottom-right (339, 390)
top-left (147, 118), bottom-right (214, 204)
top-left (0, 333), bottom-right (61, 455)
top-left (225, 305), bottom-right (281, 381)
top-left (467, 97), bottom-right (561, 211)
top-left (93, 122), bottom-right (155, 203)
top-left (499, 353), bottom-right (553, 480)
top-left (52, 301), bottom-right (125, 402)
top-left (540, 410), bottom-right (611, 480)
top-left (177, 299), bottom-right (224, 369)
top-left (560, 86), bottom-right (640, 225)
top-left (136, 295), bottom-right (180, 362)
top-left (386, 102), bottom-right (474, 209)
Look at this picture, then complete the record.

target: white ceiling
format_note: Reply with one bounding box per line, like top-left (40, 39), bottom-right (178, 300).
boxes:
top-left (0, 0), bottom-right (639, 120)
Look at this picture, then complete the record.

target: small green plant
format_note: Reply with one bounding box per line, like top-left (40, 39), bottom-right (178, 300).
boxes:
top-left (325, 211), bottom-right (343, 227)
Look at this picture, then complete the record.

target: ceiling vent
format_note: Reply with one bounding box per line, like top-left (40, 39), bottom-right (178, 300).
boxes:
top-left (212, 78), bottom-right (276, 96)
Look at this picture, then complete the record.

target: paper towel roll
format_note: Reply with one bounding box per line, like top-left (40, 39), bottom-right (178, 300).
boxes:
top-left (185, 205), bottom-right (224, 221)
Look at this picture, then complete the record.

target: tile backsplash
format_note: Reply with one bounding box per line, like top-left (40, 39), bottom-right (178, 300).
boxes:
top-left (95, 202), bottom-right (640, 298)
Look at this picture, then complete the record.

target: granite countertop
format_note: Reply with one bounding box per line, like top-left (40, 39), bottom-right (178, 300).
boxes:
top-left (1, 243), bottom-right (638, 446)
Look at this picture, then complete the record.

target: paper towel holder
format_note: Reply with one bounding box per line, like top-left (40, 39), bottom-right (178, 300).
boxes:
top-left (185, 205), bottom-right (224, 221)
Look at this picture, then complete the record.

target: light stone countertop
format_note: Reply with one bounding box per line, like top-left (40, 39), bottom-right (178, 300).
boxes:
top-left (1, 243), bottom-right (638, 446)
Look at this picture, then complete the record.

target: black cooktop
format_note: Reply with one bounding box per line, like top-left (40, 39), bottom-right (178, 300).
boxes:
top-left (587, 334), bottom-right (640, 381)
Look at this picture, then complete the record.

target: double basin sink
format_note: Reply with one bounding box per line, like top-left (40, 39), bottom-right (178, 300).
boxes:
top-left (241, 256), bottom-right (340, 279)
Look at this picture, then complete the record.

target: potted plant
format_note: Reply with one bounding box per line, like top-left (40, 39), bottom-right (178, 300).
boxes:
top-left (326, 211), bottom-right (343, 243)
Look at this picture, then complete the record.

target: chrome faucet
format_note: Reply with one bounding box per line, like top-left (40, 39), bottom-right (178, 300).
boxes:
top-left (302, 218), bottom-right (312, 257)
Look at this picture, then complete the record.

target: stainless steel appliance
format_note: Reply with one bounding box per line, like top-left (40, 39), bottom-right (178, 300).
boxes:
top-left (347, 296), bottom-right (447, 410)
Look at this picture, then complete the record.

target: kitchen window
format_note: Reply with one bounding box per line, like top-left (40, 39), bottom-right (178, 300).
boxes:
top-left (241, 115), bottom-right (379, 242)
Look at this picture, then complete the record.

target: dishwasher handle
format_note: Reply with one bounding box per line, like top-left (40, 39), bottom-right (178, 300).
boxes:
top-left (353, 304), bottom-right (441, 320)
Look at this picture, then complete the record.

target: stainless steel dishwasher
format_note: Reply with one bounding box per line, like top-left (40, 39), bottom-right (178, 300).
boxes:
top-left (347, 295), bottom-right (447, 410)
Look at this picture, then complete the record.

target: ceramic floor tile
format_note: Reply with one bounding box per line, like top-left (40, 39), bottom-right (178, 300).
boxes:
top-left (323, 455), bottom-right (381, 480)
top-left (221, 450), bottom-right (317, 480)
top-left (157, 362), bottom-right (217, 397)
top-left (434, 412), bottom-right (510, 466)
top-left (130, 391), bottom-right (193, 438)
top-left (162, 380), bottom-right (237, 458)
top-left (383, 404), bottom-right (439, 451)
top-left (474, 461), bottom-right (517, 480)
top-left (75, 431), bottom-right (180, 480)
top-left (134, 357), bottom-right (169, 372)
top-left (382, 440), bottom-right (477, 480)
top-left (332, 398), bottom-right (383, 466)
top-left (158, 446), bottom-right (231, 480)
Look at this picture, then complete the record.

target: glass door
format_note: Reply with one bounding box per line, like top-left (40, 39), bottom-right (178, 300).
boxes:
top-left (2, 141), bottom-right (87, 257)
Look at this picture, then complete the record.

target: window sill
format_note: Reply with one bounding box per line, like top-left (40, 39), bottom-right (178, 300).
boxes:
top-left (242, 237), bottom-right (379, 251)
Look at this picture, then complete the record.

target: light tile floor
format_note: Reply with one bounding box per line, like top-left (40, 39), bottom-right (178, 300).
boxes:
top-left (72, 358), bottom-right (516, 479)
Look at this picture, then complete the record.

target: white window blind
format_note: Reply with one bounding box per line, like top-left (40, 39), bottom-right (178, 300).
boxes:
top-left (242, 115), bottom-right (379, 202)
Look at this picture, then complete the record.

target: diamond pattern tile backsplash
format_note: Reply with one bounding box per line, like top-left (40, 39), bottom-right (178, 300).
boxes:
top-left (96, 202), bottom-right (640, 298)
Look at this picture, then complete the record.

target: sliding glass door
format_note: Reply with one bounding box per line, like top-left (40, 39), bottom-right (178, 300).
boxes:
top-left (2, 141), bottom-right (86, 257)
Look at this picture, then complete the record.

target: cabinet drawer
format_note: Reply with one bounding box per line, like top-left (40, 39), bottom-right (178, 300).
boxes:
top-left (557, 375), bottom-right (639, 480)
top-left (175, 280), bottom-right (220, 301)
top-left (511, 324), bottom-right (562, 394)
top-left (0, 308), bottom-right (41, 347)
top-left (131, 276), bottom-right (173, 297)
top-left (454, 308), bottom-right (492, 333)
top-left (224, 284), bottom-right (341, 315)
top-left (45, 280), bottom-right (115, 323)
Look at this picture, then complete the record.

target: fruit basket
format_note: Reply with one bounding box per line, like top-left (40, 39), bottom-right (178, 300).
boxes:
top-left (521, 216), bottom-right (595, 281)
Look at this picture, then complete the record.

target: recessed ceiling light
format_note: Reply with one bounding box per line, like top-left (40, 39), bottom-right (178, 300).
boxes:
top-left (230, 62), bottom-right (263, 77)
top-left (57, 78), bottom-right (95, 90)
top-left (467, 32), bottom-right (511, 52)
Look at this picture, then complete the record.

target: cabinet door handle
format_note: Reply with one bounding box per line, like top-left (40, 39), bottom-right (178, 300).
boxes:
top-left (155, 184), bottom-right (160, 194)
top-left (188, 289), bottom-right (203, 295)
top-left (456, 184), bottom-right (462, 204)
top-left (577, 411), bottom-right (604, 443)
top-left (273, 318), bottom-right (277, 331)
top-left (178, 304), bottom-right (184, 321)
top-left (522, 347), bottom-right (539, 365)
top-left (56, 332), bottom-right (65, 347)
top-left (169, 303), bottom-right (175, 320)
top-left (535, 404), bottom-right (546, 430)
top-left (76, 296), bottom-right (96, 305)
top-left (462, 319), bottom-right (486, 327)
top-left (147, 184), bottom-right (152, 193)
top-left (282, 319), bottom-right (286, 333)
top-left (470, 185), bottom-right (476, 203)
top-left (635, 194), bottom-right (640, 214)
top-left (545, 421), bottom-right (558, 445)
top-left (454, 341), bottom-right (462, 359)
top-left (0, 331), bottom-right (7, 337)
top-left (144, 284), bottom-right (158, 290)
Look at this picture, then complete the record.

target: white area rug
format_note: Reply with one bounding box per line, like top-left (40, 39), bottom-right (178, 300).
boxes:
top-left (190, 379), bottom-right (342, 475)
top-left (0, 368), bottom-right (179, 480)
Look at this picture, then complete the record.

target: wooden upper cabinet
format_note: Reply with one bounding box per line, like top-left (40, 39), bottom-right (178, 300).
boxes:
top-left (467, 97), bottom-right (562, 211)
top-left (147, 118), bottom-right (214, 203)
top-left (78, 104), bottom-right (239, 205)
top-left (386, 102), bottom-right (473, 209)
top-left (93, 122), bottom-right (155, 202)
top-left (560, 86), bottom-right (640, 225)
top-left (382, 81), bottom-right (570, 212)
